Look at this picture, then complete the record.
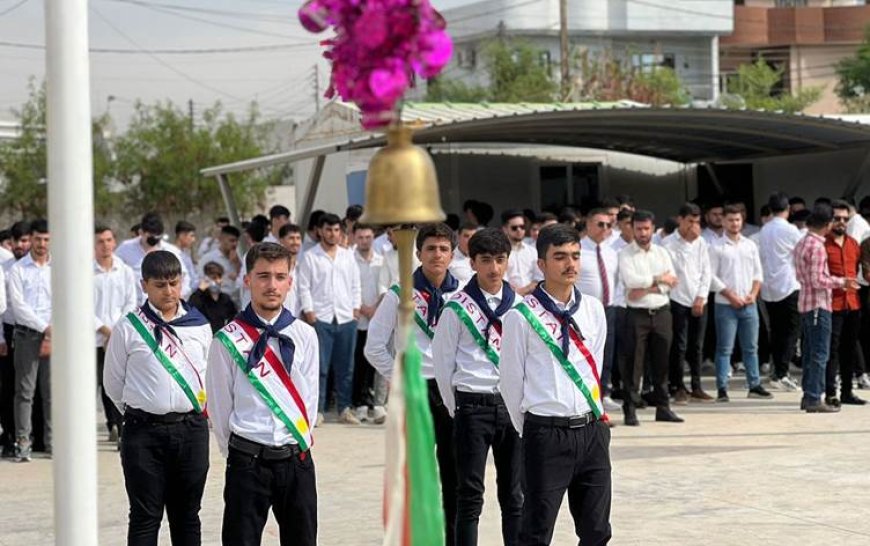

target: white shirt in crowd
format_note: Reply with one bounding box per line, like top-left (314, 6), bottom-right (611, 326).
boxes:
top-left (94, 256), bottom-right (138, 347)
top-left (373, 232), bottom-right (392, 255)
top-left (661, 231), bottom-right (712, 308)
top-left (179, 248), bottom-right (198, 293)
top-left (0, 267), bottom-right (7, 320)
top-left (0, 246), bottom-right (13, 266)
top-left (116, 237), bottom-right (193, 302)
top-left (198, 248), bottom-right (241, 300)
top-left (283, 261), bottom-right (301, 316)
top-left (847, 213), bottom-right (870, 244)
top-left (103, 302), bottom-right (212, 415)
top-left (7, 253), bottom-right (51, 332)
top-left (709, 234), bottom-right (764, 305)
top-left (577, 236), bottom-right (617, 306)
top-left (355, 249), bottom-right (384, 330)
top-left (206, 313), bottom-right (320, 456)
top-left (610, 237), bottom-right (630, 308)
top-left (757, 217), bottom-right (802, 302)
top-left (500, 287), bottom-right (606, 435)
top-left (448, 248), bottom-right (474, 288)
top-left (197, 236), bottom-right (218, 260)
top-left (377, 246), bottom-right (421, 296)
top-left (433, 286), bottom-right (520, 417)
top-left (701, 227), bottom-right (723, 246)
top-left (505, 241), bottom-right (540, 289)
top-left (296, 243), bottom-right (361, 324)
top-left (1, 257), bottom-right (16, 327)
top-left (263, 233), bottom-right (279, 244)
top-left (617, 242), bottom-right (674, 309)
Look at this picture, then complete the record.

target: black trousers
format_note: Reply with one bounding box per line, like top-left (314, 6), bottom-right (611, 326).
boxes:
top-left (351, 329), bottom-right (373, 408)
top-left (0, 323), bottom-right (15, 452)
top-left (222, 443), bottom-right (317, 546)
top-left (669, 301), bottom-right (707, 393)
top-left (519, 418), bottom-right (611, 546)
top-left (765, 291), bottom-right (800, 379)
top-left (121, 412), bottom-right (209, 546)
top-left (610, 308), bottom-right (629, 395)
top-left (827, 310), bottom-right (860, 398)
top-left (623, 307), bottom-right (672, 409)
top-left (96, 348), bottom-right (123, 432)
top-left (453, 392), bottom-right (523, 546)
top-left (428, 379), bottom-right (457, 546)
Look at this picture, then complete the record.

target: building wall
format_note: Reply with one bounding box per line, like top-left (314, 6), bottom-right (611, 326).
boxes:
top-left (791, 44), bottom-right (857, 114)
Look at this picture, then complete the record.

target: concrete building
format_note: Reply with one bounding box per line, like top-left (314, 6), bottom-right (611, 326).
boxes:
top-left (721, 0), bottom-right (870, 114)
top-left (440, 0), bottom-right (734, 101)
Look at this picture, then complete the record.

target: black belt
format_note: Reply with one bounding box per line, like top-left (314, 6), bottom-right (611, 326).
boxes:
top-left (629, 305), bottom-right (669, 316)
top-left (14, 325), bottom-right (42, 335)
top-left (125, 407), bottom-right (202, 423)
top-left (456, 391), bottom-right (503, 406)
top-left (526, 413), bottom-right (597, 429)
top-left (228, 433), bottom-right (302, 461)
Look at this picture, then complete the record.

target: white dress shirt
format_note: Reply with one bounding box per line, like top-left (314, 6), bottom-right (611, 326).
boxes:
top-left (0, 267), bottom-right (7, 319)
top-left (365, 282), bottom-right (458, 380)
top-left (296, 243), bottom-right (361, 324)
top-left (283, 261), bottom-right (301, 316)
top-left (198, 248), bottom-right (241, 300)
top-left (197, 236), bottom-right (218, 260)
top-left (7, 253), bottom-right (51, 332)
top-left (116, 238), bottom-right (193, 302)
top-left (206, 313), bottom-right (320, 456)
top-left (355, 250), bottom-right (384, 330)
top-left (263, 232), bottom-right (279, 244)
top-left (94, 256), bottom-right (138, 347)
top-left (448, 248), bottom-right (474, 287)
top-left (661, 231), bottom-right (712, 308)
top-left (709, 234), bottom-right (764, 304)
top-left (103, 302), bottom-right (212, 415)
top-left (373, 232), bottom-right (392, 255)
top-left (617, 242), bottom-right (674, 309)
top-left (377, 246), bottom-right (421, 296)
top-left (577, 237), bottom-right (617, 306)
top-left (610, 237), bottom-right (629, 308)
top-left (847, 213), bottom-right (870, 244)
top-left (433, 286), bottom-right (520, 416)
top-left (506, 241), bottom-right (540, 289)
top-left (0, 247), bottom-right (13, 267)
top-left (701, 227), bottom-right (723, 246)
top-left (757, 217), bottom-right (802, 302)
top-left (500, 287), bottom-right (606, 435)
top-left (1, 257), bottom-right (17, 326)
top-left (179, 248), bottom-right (198, 293)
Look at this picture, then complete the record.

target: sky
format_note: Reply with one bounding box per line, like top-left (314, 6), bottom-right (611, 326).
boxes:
top-left (0, 0), bottom-right (473, 126)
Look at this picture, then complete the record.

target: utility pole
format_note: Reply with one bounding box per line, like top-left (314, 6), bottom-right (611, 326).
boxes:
top-left (188, 99), bottom-right (195, 129)
top-left (559, 0), bottom-right (570, 101)
top-left (313, 64), bottom-right (321, 113)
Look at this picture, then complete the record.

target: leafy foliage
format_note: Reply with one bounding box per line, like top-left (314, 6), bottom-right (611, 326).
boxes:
top-left (575, 49), bottom-right (689, 106)
top-left (836, 26), bottom-right (870, 112)
top-left (725, 57), bottom-right (820, 113)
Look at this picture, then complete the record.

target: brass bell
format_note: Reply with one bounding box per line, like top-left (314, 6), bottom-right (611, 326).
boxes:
top-left (360, 124), bottom-right (446, 226)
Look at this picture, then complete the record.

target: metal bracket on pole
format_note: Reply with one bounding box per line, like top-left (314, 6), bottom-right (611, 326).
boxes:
top-left (299, 154), bottom-right (326, 226)
top-left (842, 147), bottom-right (870, 200)
top-left (216, 173), bottom-right (242, 228)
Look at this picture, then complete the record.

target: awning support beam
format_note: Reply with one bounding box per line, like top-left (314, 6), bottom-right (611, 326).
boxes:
top-left (299, 155), bottom-right (326, 228)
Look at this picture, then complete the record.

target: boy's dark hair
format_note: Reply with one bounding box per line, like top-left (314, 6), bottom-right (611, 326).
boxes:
top-left (468, 227), bottom-right (511, 259)
top-left (175, 220), bottom-right (196, 236)
top-left (318, 213), bottom-right (342, 228)
top-left (760, 205), bottom-right (772, 217)
top-left (723, 204), bottom-right (743, 216)
top-left (445, 213), bottom-right (461, 231)
top-left (140, 212), bottom-right (163, 235)
top-left (616, 210), bottom-right (633, 222)
top-left (221, 225), bottom-right (241, 238)
top-left (632, 210), bottom-right (655, 224)
top-left (251, 214), bottom-right (269, 228)
top-left (416, 223), bottom-right (456, 251)
top-left (203, 261), bottom-right (225, 277)
top-left (269, 205), bottom-right (291, 220)
top-left (537, 211), bottom-right (558, 224)
top-left (215, 216), bottom-right (230, 224)
top-left (677, 203), bottom-right (701, 218)
top-left (141, 250), bottom-right (182, 281)
top-left (663, 217), bottom-right (679, 235)
top-left (704, 201), bottom-right (724, 212)
top-left (792, 209), bottom-right (812, 223)
top-left (458, 222), bottom-right (480, 233)
top-left (0, 230), bottom-right (11, 243)
top-left (351, 222), bottom-right (375, 234)
top-left (586, 207), bottom-right (610, 218)
top-left (345, 205), bottom-right (363, 222)
top-left (307, 210), bottom-right (325, 231)
top-left (95, 224), bottom-right (113, 235)
top-left (245, 221), bottom-right (268, 243)
top-left (789, 196), bottom-right (806, 206)
top-left (245, 242), bottom-right (292, 272)
top-left (806, 203), bottom-right (833, 229)
top-left (10, 221), bottom-right (31, 240)
top-left (500, 208), bottom-right (525, 226)
top-left (615, 194), bottom-right (634, 207)
top-left (31, 219), bottom-right (48, 234)
top-left (814, 197), bottom-right (832, 207)
top-left (464, 200), bottom-right (494, 226)
top-left (279, 223), bottom-right (303, 238)
top-left (768, 192), bottom-right (790, 214)
top-left (831, 199), bottom-right (851, 213)
top-left (599, 197), bottom-right (620, 210)
top-left (536, 223), bottom-right (580, 259)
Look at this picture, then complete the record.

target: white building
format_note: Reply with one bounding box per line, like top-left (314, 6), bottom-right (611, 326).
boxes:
top-left (441, 0), bottom-right (733, 101)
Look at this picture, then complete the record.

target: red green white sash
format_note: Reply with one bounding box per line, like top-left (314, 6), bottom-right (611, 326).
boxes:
top-left (126, 309), bottom-right (206, 413)
top-left (443, 292), bottom-right (501, 366)
top-left (389, 285), bottom-right (434, 339)
top-left (515, 295), bottom-right (604, 419)
top-left (215, 319), bottom-right (313, 451)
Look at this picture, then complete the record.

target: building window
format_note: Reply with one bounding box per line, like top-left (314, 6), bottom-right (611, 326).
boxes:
top-left (630, 53), bottom-right (676, 73)
top-left (457, 48), bottom-right (477, 69)
top-left (774, 0), bottom-right (807, 7)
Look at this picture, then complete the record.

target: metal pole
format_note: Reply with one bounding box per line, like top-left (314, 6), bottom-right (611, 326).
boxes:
top-left (299, 154), bottom-right (326, 225)
top-left (710, 36), bottom-right (720, 103)
top-left (45, 0), bottom-right (98, 544)
top-left (559, 0), bottom-right (570, 101)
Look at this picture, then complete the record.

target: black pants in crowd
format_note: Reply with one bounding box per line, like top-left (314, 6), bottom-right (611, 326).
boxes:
top-left (623, 307), bottom-right (672, 409)
top-left (827, 310), bottom-right (860, 399)
top-left (351, 330), bottom-right (374, 408)
top-left (610, 308), bottom-right (629, 396)
top-left (222, 435), bottom-right (317, 546)
top-left (428, 379), bottom-right (458, 546)
top-left (453, 392), bottom-right (523, 546)
top-left (669, 301), bottom-right (707, 393)
top-left (96, 348), bottom-right (123, 434)
top-left (121, 409), bottom-right (209, 546)
top-left (765, 291), bottom-right (801, 379)
top-left (519, 416), bottom-right (611, 546)
top-left (0, 323), bottom-right (15, 453)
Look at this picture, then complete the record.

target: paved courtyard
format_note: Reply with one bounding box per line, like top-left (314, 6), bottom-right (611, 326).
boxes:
top-left (2, 378), bottom-right (870, 545)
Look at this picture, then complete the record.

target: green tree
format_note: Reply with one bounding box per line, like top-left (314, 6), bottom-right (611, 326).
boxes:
top-left (575, 49), bottom-right (689, 106)
top-left (836, 26), bottom-right (870, 112)
top-left (425, 38), bottom-right (556, 102)
top-left (724, 57), bottom-right (820, 113)
top-left (113, 101), bottom-right (279, 218)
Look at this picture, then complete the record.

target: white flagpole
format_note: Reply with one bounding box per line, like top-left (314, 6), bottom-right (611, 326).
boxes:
top-left (45, 0), bottom-right (98, 544)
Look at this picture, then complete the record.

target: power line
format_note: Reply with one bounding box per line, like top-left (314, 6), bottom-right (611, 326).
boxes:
top-left (0, 40), bottom-right (318, 54)
top-left (0, 0), bottom-right (28, 17)
top-left (104, 0), bottom-right (292, 24)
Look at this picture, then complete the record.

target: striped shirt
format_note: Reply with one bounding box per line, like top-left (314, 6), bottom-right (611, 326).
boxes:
top-left (794, 232), bottom-right (845, 313)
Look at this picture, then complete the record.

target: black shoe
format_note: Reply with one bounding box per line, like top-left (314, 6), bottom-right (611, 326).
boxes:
top-left (717, 388), bottom-right (729, 403)
top-left (806, 401), bottom-right (840, 413)
top-left (800, 398), bottom-right (808, 410)
top-left (655, 407), bottom-right (684, 423)
top-left (629, 392), bottom-right (648, 409)
top-left (825, 396), bottom-right (842, 409)
top-left (748, 385), bottom-right (774, 399)
top-left (641, 391), bottom-right (656, 408)
top-left (841, 394), bottom-right (867, 405)
top-left (623, 404), bottom-right (639, 427)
